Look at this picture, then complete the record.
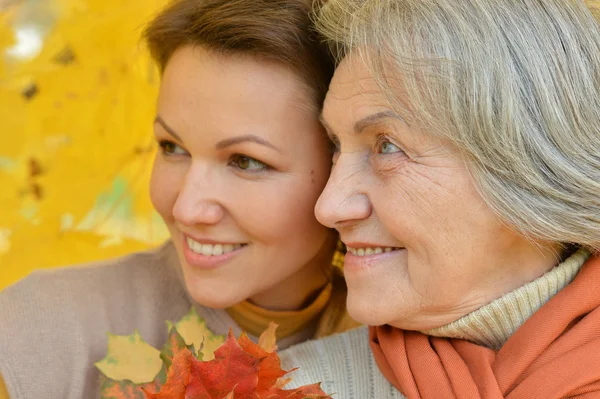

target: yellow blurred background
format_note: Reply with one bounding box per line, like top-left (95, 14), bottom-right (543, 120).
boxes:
top-left (0, 0), bottom-right (172, 290)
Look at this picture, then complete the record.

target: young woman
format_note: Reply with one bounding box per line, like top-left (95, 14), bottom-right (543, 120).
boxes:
top-left (0, 1), bottom-right (358, 397)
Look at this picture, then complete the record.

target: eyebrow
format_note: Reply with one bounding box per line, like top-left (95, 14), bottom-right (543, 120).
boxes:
top-left (318, 110), bottom-right (407, 137)
top-left (353, 111), bottom-right (407, 134)
top-left (154, 115), bottom-right (281, 153)
top-left (154, 115), bottom-right (182, 142)
top-left (216, 135), bottom-right (281, 152)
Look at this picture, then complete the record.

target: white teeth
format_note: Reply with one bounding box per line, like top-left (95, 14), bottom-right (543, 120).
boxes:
top-left (347, 247), bottom-right (397, 257)
top-left (187, 238), bottom-right (244, 256)
top-left (201, 244), bottom-right (213, 256)
top-left (213, 244), bottom-right (223, 256)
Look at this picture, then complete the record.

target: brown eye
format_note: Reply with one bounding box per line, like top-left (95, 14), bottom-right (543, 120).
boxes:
top-left (159, 140), bottom-right (187, 155)
top-left (238, 156), bottom-right (250, 169)
top-left (163, 142), bottom-right (175, 153)
top-left (229, 154), bottom-right (269, 171)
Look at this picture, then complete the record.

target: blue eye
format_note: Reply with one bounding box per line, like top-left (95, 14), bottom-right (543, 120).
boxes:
top-left (159, 140), bottom-right (187, 155)
top-left (230, 154), bottom-right (269, 171)
top-left (378, 139), bottom-right (402, 154)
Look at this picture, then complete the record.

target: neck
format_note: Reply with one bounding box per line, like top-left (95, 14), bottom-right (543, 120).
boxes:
top-left (249, 233), bottom-right (336, 311)
top-left (402, 239), bottom-right (567, 331)
top-left (421, 247), bottom-right (591, 349)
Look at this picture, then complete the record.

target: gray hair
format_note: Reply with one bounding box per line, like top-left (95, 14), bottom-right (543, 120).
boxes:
top-left (315, 0), bottom-right (600, 252)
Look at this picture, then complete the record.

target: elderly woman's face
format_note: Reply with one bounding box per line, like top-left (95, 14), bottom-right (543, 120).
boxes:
top-left (151, 46), bottom-right (334, 310)
top-left (316, 55), bottom-right (557, 330)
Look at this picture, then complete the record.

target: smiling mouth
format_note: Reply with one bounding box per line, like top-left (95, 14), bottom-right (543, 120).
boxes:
top-left (346, 246), bottom-right (403, 257)
top-left (186, 237), bottom-right (247, 257)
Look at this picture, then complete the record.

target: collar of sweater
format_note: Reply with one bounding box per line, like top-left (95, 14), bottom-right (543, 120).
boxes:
top-left (226, 283), bottom-right (333, 339)
top-left (421, 247), bottom-right (591, 350)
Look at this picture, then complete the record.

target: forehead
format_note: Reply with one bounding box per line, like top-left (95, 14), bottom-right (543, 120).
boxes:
top-left (159, 45), bottom-right (321, 119)
top-left (323, 54), bottom-right (394, 128)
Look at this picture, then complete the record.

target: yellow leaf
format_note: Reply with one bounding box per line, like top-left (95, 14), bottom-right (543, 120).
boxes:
top-left (174, 307), bottom-right (225, 361)
top-left (94, 330), bottom-right (162, 384)
top-left (258, 322), bottom-right (279, 353)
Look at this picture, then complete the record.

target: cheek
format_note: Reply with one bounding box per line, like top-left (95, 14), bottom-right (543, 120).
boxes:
top-left (241, 176), bottom-right (330, 249)
top-left (150, 158), bottom-right (182, 222)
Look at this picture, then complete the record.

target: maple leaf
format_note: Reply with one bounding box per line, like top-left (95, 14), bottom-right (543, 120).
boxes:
top-left (174, 307), bottom-right (225, 361)
top-left (143, 330), bottom-right (332, 399)
top-left (97, 308), bottom-right (225, 399)
top-left (257, 322), bottom-right (278, 353)
top-left (98, 374), bottom-right (161, 399)
top-left (161, 321), bottom-right (202, 369)
top-left (95, 330), bottom-right (163, 384)
top-left (95, 331), bottom-right (165, 399)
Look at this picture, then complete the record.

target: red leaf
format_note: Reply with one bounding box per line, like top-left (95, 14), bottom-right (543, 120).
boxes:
top-left (187, 331), bottom-right (260, 398)
top-left (238, 333), bottom-right (286, 394)
top-left (144, 330), bottom-right (332, 399)
top-left (143, 350), bottom-right (193, 399)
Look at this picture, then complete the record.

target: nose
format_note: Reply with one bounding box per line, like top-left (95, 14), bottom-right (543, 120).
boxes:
top-left (315, 155), bottom-right (372, 229)
top-left (172, 163), bottom-right (224, 227)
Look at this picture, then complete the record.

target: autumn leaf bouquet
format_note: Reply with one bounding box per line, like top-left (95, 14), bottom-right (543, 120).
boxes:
top-left (96, 308), bottom-right (331, 399)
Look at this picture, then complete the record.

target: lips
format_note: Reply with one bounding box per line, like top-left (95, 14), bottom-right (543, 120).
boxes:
top-left (181, 236), bottom-right (248, 270)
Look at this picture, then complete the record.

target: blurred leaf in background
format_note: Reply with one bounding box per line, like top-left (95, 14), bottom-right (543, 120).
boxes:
top-left (0, 0), bottom-right (171, 290)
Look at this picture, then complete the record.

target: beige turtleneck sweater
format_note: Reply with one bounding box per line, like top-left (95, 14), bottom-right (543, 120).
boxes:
top-left (0, 241), bottom-right (354, 399)
top-left (279, 248), bottom-right (591, 398)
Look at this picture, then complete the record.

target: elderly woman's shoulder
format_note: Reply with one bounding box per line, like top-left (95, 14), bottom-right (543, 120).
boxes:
top-left (279, 326), bottom-right (406, 399)
top-left (0, 241), bottom-right (192, 399)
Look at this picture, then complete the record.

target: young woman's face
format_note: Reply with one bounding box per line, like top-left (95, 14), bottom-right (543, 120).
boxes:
top-left (151, 46), bottom-right (334, 310)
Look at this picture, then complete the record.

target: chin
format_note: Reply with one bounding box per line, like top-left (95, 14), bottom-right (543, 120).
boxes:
top-left (187, 289), bottom-right (239, 309)
top-left (184, 279), bottom-right (247, 309)
top-left (346, 292), bottom-right (394, 326)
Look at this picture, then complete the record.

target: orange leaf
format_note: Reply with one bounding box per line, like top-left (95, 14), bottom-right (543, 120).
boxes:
top-left (144, 329), bottom-right (332, 399)
top-left (143, 350), bottom-right (193, 399)
top-left (238, 333), bottom-right (286, 395)
top-left (187, 331), bottom-right (261, 397)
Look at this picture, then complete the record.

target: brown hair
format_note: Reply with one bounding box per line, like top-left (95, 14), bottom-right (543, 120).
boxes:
top-left (144, 0), bottom-right (334, 107)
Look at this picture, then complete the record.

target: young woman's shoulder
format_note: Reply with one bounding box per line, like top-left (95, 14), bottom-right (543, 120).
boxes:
top-left (0, 241), bottom-right (192, 399)
top-left (279, 326), bottom-right (405, 399)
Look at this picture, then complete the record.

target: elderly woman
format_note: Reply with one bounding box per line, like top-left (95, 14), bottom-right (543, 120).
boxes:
top-left (279, 0), bottom-right (600, 397)
top-left (0, 0), bottom-right (360, 398)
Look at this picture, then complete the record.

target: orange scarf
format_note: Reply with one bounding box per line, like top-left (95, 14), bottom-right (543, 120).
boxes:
top-left (370, 255), bottom-right (600, 399)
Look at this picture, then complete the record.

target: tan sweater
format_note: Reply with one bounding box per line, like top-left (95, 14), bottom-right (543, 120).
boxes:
top-left (0, 242), bottom-right (351, 399)
top-left (279, 248), bottom-right (591, 398)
